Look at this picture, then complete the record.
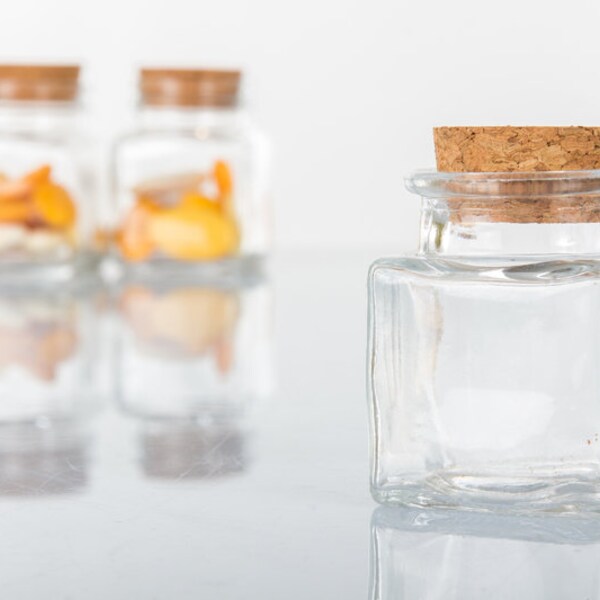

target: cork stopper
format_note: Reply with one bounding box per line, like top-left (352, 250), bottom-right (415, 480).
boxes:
top-left (0, 64), bottom-right (80, 102)
top-left (434, 126), bottom-right (600, 172)
top-left (140, 68), bottom-right (241, 108)
top-left (430, 127), bottom-right (600, 224)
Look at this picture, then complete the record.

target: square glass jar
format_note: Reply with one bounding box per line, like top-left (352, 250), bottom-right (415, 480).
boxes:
top-left (368, 170), bottom-right (600, 514)
top-left (111, 68), bottom-right (270, 279)
top-left (0, 65), bottom-right (97, 285)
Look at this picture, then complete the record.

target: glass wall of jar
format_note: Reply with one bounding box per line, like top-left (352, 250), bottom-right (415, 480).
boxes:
top-left (369, 164), bottom-right (600, 515)
top-left (114, 278), bottom-right (273, 479)
top-left (0, 283), bottom-right (105, 494)
top-left (0, 65), bottom-right (96, 285)
top-left (111, 68), bottom-right (270, 278)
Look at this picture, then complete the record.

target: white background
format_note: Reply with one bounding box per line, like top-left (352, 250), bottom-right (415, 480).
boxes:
top-left (1, 0), bottom-right (600, 251)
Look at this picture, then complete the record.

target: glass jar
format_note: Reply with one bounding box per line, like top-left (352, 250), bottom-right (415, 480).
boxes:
top-left (0, 65), bottom-right (96, 284)
top-left (369, 168), bottom-right (600, 514)
top-left (112, 68), bottom-right (270, 278)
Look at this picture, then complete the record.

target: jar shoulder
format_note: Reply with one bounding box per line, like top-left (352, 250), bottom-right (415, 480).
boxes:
top-left (0, 128), bottom-right (87, 147)
top-left (114, 120), bottom-right (265, 149)
top-left (369, 255), bottom-right (600, 286)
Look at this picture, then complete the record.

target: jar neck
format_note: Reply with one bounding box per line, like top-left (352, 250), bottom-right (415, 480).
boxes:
top-left (137, 104), bottom-right (245, 134)
top-left (0, 100), bottom-right (80, 136)
top-left (409, 171), bottom-right (600, 257)
top-left (419, 200), bottom-right (600, 257)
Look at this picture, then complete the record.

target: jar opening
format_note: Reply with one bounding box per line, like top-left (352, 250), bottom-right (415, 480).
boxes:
top-left (139, 68), bottom-right (241, 109)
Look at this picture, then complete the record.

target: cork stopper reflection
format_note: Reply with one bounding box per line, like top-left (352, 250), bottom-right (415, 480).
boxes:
top-left (432, 127), bottom-right (600, 224)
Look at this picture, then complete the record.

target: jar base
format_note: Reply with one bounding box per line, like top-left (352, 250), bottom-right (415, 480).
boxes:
top-left (113, 254), bottom-right (267, 285)
top-left (0, 252), bottom-right (101, 289)
top-left (373, 463), bottom-right (600, 516)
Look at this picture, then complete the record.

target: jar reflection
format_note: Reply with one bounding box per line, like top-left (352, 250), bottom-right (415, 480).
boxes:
top-left (0, 293), bottom-right (77, 385)
top-left (115, 279), bottom-right (272, 479)
top-left (370, 506), bottom-right (600, 600)
top-left (141, 419), bottom-right (245, 479)
top-left (0, 420), bottom-right (88, 495)
top-left (0, 285), bottom-right (104, 495)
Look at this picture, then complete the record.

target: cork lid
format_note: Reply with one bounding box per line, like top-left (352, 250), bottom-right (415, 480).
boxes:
top-left (140, 68), bottom-right (241, 108)
top-left (0, 64), bottom-right (80, 102)
top-left (424, 127), bottom-right (600, 224)
top-left (434, 126), bottom-right (600, 172)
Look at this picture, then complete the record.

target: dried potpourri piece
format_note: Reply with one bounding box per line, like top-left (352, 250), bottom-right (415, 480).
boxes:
top-left (117, 160), bottom-right (239, 262)
top-left (0, 164), bottom-right (77, 258)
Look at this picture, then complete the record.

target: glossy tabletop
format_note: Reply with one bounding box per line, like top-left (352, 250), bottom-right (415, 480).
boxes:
top-left (0, 249), bottom-right (598, 599)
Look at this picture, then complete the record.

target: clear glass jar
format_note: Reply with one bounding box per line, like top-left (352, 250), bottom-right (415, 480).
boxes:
top-left (112, 68), bottom-right (270, 279)
top-left (369, 170), bottom-right (600, 514)
top-left (114, 277), bottom-right (273, 479)
top-left (0, 65), bottom-right (96, 284)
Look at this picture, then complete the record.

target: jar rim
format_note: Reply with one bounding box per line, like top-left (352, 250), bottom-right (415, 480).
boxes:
top-left (406, 170), bottom-right (600, 198)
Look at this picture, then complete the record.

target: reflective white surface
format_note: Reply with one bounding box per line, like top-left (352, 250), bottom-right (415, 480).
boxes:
top-left (0, 249), bottom-right (597, 599)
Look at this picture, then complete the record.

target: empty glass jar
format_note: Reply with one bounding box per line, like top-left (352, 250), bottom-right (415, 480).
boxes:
top-left (112, 68), bottom-right (270, 278)
top-left (0, 65), bottom-right (96, 284)
top-left (369, 164), bottom-right (600, 514)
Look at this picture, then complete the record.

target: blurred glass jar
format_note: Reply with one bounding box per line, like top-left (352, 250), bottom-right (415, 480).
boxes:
top-left (111, 68), bottom-right (270, 278)
top-left (0, 65), bottom-right (96, 284)
top-left (115, 279), bottom-right (272, 479)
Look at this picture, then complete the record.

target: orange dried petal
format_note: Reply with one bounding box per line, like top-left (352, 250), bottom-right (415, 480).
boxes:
top-left (0, 199), bottom-right (32, 223)
top-left (33, 182), bottom-right (76, 228)
top-left (118, 204), bottom-right (155, 261)
top-left (136, 194), bottom-right (162, 213)
top-left (180, 191), bottom-right (220, 213)
top-left (23, 164), bottom-right (52, 186)
top-left (214, 160), bottom-right (233, 199)
top-left (213, 160), bottom-right (235, 215)
top-left (150, 203), bottom-right (239, 261)
top-left (0, 180), bottom-right (32, 203)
